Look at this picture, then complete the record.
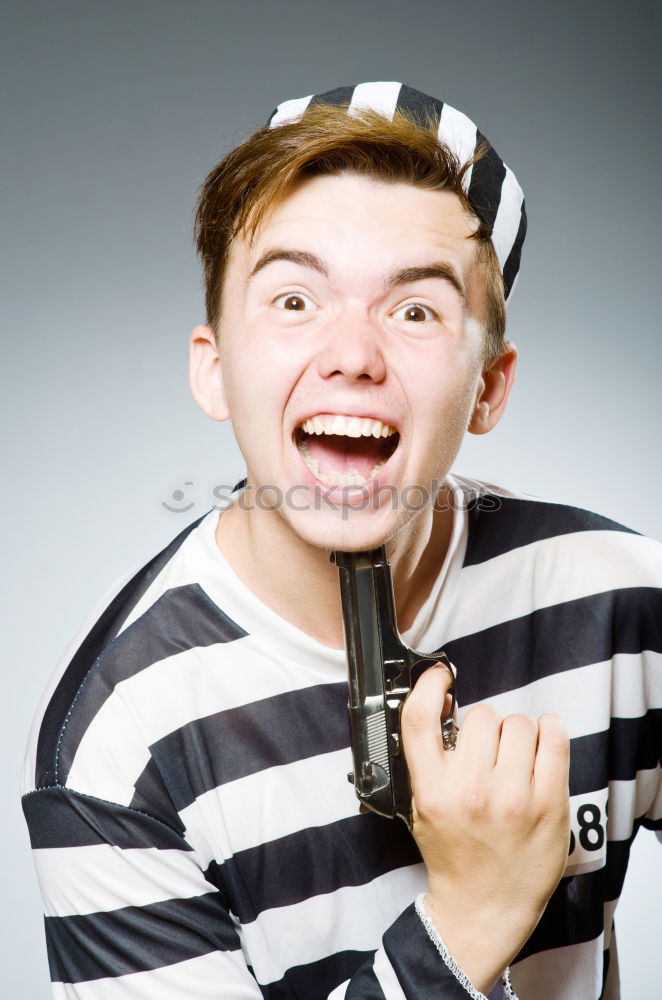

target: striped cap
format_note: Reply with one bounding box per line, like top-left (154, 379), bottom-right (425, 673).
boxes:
top-left (268, 82), bottom-right (526, 300)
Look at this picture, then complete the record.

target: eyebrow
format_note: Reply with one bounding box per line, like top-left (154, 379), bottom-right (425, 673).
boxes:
top-left (248, 248), bottom-right (465, 302)
top-left (248, 249), bottom-right (328, 281)
top-left (386, 263), bottom-right (466, 302)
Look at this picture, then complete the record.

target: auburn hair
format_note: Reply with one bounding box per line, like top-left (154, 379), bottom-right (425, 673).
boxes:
top-left (195, 105), bottom-right (506, 362)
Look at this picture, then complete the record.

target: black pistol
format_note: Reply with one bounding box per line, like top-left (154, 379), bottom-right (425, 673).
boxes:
top-left (331, 546), bottom-right (458, 830)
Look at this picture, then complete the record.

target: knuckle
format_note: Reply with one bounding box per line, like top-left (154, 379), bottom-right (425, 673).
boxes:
top-left (401, 699), bottom-right (428, 733)
top-left (501, 789), bottom-right (529, 819)
top-left (503, 713), bottom-right (538, 738)
top-left (412, 791), bottom-right (443, 824)
top-left (459, 782), bottom-right (488, 816)
top-left (539, 714), bottom-right (570, 755)
top-left (465, 703), bottom-right (501, 728)
top-left (534, 790), bottom-right (570, 827)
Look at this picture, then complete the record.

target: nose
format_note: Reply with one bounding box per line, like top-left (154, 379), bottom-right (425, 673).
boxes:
top-left (315, 305), bottom-right (387, 383)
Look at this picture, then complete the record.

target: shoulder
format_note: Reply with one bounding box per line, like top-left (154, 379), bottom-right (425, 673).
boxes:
top-left (454, 475), bottom-right (662, 584)
top-left (22, 511), bottom-right (246, 799)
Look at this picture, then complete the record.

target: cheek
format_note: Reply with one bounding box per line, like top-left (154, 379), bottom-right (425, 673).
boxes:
top-left (223, 342), bottom-right (280, 401)
top-left (415, 369), bottom-right (480, 450)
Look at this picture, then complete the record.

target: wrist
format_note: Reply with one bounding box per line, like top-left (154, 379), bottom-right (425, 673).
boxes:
top-left (422, 890), bottom-right (530, 995)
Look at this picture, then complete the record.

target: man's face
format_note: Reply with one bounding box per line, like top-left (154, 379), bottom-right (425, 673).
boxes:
top-left (213, 172), bottom-right (493, 551)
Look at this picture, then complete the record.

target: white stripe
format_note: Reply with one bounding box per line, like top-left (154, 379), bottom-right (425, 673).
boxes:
top-left (180, 747), bottom-right (357, 865)
top-left (446, 529), bottom-right (662, 644)
top-left (563, 856), bottom-right (607, 878)
top-left (511, 936), bottom-right (604, 1000)
top-left (66, 650), bottom-right (660, 840)
top-left (33, 845), bottom-right (210, 917)
top-left (65, 635), bottom-right (316, 803)
top-left (372, 944), bottom-right (407, 999)
top-left (242, 865), bottom-right (425, 985)
top-left (269, 95), bottom-right (313, 127)
top-left (115, 529), bottom-right (207, 636)
top-left (65, 690), bottom-right (153, 805)
top-left (328, 982), bottom-right (349, 1000)
top-left (437, 103), bottom-right (477, 190)
top-left (348, 81), bottom-right (401, 120)
top-left (50, 951), bottom-right (260, 998)
top-left (470, 652), bottom-right (662, 740)
top-left (491, 165), bottom-right (524, 270)
top-left (451, 474), bottom-right (549, 505)
top-left (607, 772), bottom-right (661, 840)
top-left (119, 509), bottom-right (346, 675)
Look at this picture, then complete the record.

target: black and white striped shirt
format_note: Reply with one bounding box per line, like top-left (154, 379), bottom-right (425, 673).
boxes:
top-left (22, 478), bottom-right (662, 999)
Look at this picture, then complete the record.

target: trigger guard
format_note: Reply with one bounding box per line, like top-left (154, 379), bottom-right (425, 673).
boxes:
top-left (439, 660), bottom-right (457, 734)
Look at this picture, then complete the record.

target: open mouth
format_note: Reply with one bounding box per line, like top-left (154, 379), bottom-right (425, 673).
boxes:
top-left (295, 414), bottom-right (400, 487)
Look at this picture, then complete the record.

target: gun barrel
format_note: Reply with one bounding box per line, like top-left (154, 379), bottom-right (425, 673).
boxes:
top-left (332, 547), bottom-right (458, 829)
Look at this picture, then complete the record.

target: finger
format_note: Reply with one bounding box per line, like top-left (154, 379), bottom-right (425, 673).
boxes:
top-left (454, 702), bottom-right (503, 771)
top-left (495, 713), bottom-right (539, 782)
top-left (533, 713), bottom-right (570, 800)
top-left (401, 664), bottom-right (455, 795)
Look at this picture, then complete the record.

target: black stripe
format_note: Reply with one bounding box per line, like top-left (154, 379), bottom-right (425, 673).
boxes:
top-left (129, 756), bottom-right (187, 833)
top-left (45, 891), bottom-right (239, 983)
top-left (463, 495), bottom-right (636, 567)
top-left (22, 786), bottom-right (190, 850)
top-left (570, 712), bottom-right (662, 797)
top-left (502, 199), bottom-right (527, 299)
top-left (395, 83), bottom-right (443, 130)
top-left (608, 713), bottom-right (661, 782)
top-left (468, 131), bottom-right (507, 230)
top-left (448, 588), bottom-right (662, 706)
top-left (384, 903), bottom-right (471, 998)
top-left (206, 812), bottom-right (421, 923)
top-left (35, 516), bottom-right (205, 787)
top-left (261, 950), bottom-right (372, 999)
top-left (204, 796), bottom-right (650, 933)
top-left (517, 870), bottom-right (604, 962)
top-left (308, 86), bottom-right (356, 110)
top-left (56, 583), bottom-right (247, 785)
top-left (604, 832), bottom-right (636, 900)
top-left (344, 964), bottom-right (385, 999)
top-left (517, 827), bottom-right (638, 963)
top-left (132, 682), bottom-right (347, 812)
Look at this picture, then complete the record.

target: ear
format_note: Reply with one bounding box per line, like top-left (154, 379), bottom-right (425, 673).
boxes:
top-left (468, 341), bottom-right (518, 435)
top-left (188, 324), bottom-right (230, 422)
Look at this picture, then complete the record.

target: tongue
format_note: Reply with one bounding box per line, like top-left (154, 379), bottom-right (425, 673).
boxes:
top-left (303, 433), bottom-right (390, 478)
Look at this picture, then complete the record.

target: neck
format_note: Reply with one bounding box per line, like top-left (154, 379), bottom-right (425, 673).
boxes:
top-left (215, 487), bottom-right (456, 648)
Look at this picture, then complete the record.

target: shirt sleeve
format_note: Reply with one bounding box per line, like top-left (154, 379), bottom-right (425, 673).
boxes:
top-left (330, 899), bottom-right (516, 1000)
top-left (22, 785), bottom-right (261, 998)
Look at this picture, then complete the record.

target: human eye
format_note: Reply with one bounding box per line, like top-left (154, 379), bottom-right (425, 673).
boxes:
top-left (273, 291), bottom-right (317, 312)
top-left (392, 302), bottom-right (437, 323)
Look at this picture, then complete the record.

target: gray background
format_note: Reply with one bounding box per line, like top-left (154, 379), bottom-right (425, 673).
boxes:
top-left (2, 0), bottom-right (660, 995)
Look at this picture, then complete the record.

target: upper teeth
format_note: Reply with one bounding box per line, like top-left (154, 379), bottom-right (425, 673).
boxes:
top-left (299, 415), bottom-right (396, 438)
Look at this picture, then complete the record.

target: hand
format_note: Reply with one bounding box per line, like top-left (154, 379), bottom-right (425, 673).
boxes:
top-left (401, 664), bottom-right (570, 994)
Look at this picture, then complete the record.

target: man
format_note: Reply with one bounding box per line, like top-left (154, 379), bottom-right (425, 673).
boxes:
top-left (22, 83), bottom-right (661, 999)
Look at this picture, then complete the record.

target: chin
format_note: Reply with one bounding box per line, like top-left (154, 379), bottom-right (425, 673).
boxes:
top-left (283, 505), bottom-right (410, 554)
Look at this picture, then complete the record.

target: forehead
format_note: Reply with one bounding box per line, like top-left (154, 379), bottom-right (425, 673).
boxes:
top-left (228, 173), bottom-right (480, 288)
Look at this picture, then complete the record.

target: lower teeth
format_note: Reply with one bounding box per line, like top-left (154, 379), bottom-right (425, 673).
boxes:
top-left (298, 440), bottom-right (385, 486)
